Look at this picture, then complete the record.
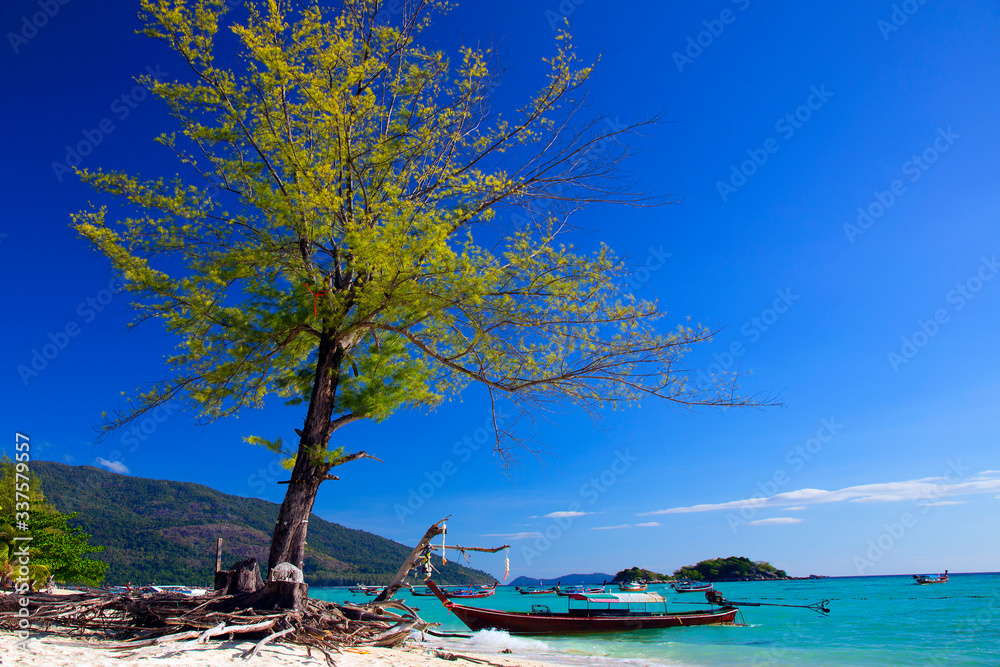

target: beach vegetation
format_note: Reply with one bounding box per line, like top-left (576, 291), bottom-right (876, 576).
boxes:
top-left (0, 458), bottom-right (107, 588)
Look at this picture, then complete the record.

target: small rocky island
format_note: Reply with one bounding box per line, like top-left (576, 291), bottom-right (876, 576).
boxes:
top-left (614, 557), bottom-right (825, 583)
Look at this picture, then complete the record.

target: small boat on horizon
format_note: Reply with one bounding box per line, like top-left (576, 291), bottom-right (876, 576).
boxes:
top-left (913, 570), bottom-right (948, 584)
top-left (424, 579), bottom-right (737, 635)
top-left (517, 586), bottom-right (556, 595)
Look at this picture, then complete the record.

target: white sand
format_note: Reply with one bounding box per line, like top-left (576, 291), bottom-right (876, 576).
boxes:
top-left (2, 632), bottom-right (561, 667)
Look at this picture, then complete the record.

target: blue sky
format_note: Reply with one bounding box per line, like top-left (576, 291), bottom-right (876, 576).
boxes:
top-left (3, 0), bottom-right (999, 581)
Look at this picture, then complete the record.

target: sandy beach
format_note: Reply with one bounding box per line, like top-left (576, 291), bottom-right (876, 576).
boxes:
top-left (2, 632), bottom-right (562, 667)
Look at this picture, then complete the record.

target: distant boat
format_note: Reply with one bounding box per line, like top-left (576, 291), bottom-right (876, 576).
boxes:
top-left (913, 570), bottom-right (948, 584)
top-left (618, 581), bottom-right (648, 592)
top-left (517, 586), bottom-right (555, 595)
top-left (444, 583), bottom-right (498, 599)
top-left (425, 580), bottom-right (737, 635)
top-left (672, 580), bottom-right (714, 593)
top-left (147, 585), bottom-right (208, 596)
top-left (363, 586), bottom-right (386, 596)
top-left (410, 586), bottom-right (438, 596)
top-left (556, 583), bottom-right (606, 596)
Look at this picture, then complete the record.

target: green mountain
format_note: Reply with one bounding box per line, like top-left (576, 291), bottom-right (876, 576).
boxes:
top-left (31, 461), bottom-right (492, 588)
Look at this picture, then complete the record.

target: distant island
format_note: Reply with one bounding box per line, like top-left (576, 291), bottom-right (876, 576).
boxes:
top-left (508, 572), bottom-right (614, 587)
top-left (612, 558), bottom-right (802, 583)
top-left (31, 461), bottom-right (492, 587)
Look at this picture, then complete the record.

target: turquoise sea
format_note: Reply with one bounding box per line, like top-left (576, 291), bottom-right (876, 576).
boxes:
top-left (313, 573), bottom-right (1000, 666)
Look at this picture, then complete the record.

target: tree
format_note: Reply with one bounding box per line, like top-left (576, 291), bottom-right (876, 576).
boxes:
top-left (0, 459), bottom-right (107, 588)
top-left (73, 0), bottom-right (768, 580)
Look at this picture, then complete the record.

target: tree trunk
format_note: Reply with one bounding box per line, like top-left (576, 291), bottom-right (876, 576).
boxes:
top-left (267, 333), bottom-right (342, 573)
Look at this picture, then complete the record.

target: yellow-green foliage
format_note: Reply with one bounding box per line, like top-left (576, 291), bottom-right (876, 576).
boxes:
top-left (73, 0), bottom-right (752, 469)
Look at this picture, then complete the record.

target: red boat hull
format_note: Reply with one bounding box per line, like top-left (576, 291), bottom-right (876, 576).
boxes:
top-left (444, 603), bottom-right (738, 635)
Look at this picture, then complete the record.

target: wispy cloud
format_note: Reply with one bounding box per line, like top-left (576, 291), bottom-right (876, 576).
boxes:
top-left (921, 500), bottom-right (966, 507)
top-left (63, 454), bottom-right (75, 464)
top-left (544, 510), bottom-right (598, 519)
top-left (784, 506), bottom-right (808, 511)
top-left (482, 532), bottom-right (542, 540)
top-left (94, 457), bottom-right (129, 474)
top-left (635, 521), bottom-right (661, 527)
top-left (638, 470), bottom-right (1000, 516)
top-left (591, 524), bottom-right (632, 530)
top-left (748, 517), bottom-right (803, 526)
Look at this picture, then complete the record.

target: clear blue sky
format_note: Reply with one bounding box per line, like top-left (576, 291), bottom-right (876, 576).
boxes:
top-left (3, 0), bottom-right (999, 581)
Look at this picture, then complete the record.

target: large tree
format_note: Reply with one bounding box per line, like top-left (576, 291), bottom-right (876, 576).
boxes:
top-left (74, 0), bottom-right (765, 576)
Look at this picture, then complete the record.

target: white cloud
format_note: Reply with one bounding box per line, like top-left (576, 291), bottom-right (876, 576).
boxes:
top-left (94, 458), bottom-right (129, 474)
top-left (638, 472), bottom-right (1000, 516)
top-left (921, 500), bottom-right (967, 507)
top-left (481, 532), bottom-right (542, 540)
top-left (784, 506), bottom-right (808, 511)
top-left (591, 524), bottom-right (632, 530)
top-left (635, 521), bottom-right (661, 527)
top-left (747, 517), bottom-right (803, 526)
top-left (63, 454), bottom-right (75, 464)
top-left (978, 470), bottom-right (1000, 475)
top-left (544, 511), bottom-right (597, 519)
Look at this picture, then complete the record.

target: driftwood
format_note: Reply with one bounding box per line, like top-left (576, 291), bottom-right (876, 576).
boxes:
top-left (0, 590), bottom-right (432, 663)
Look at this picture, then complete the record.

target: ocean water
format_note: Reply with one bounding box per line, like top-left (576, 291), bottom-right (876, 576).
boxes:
top-left (312, 573), bottom-right (1000, 666)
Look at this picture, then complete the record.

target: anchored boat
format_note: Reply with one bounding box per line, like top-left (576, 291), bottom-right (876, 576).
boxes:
top-left (672, 580), bottom-right (714, 593)
top-left (913, 570), bottom-right (948, 584)
top-left (426, 580), bottom-right (737, 635)
top-left (618, 581), bottom-right (648, 592)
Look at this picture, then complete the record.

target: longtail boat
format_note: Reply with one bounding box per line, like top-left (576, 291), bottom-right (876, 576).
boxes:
top-left (426, 580), bottom-right (737, 635)
top-left (444, 583), bottom-right (498, 599)
top-left (672, 580), bottom-right (713, 593)
top-left (410, 586), bottom-right (438, 596)
top-left (913, 570), bottom-right (948, 584)
top-left (618, 581), bottom-right (648, 592)
top-left (517, 586), bottom-right (555, 595)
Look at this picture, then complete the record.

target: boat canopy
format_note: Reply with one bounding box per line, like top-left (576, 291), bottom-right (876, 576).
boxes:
top-left (567, 592), bottom-right (666, 603)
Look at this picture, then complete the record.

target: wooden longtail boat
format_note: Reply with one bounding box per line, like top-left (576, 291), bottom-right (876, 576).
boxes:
top-left (913, 570), bottom-right (948, 584)
top-left (426, 580), bottom-right (737, 635)
top-left (444, 583), bottom-right (497, 599)
top-left (410, 587), bottom-right (438, 596)
top-left (517, 586), bottom-right (555, 595)
top-left (618, 581), bottom-right (648, 592)
top-left (672, 580), bottom-right (713, 593)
